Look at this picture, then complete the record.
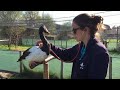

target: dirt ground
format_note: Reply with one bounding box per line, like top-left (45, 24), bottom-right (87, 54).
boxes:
top-left (0, 70), bottom-right (19, 79)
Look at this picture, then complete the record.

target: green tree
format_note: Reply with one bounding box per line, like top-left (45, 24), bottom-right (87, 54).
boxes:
top-left (57, 22), bottom-right (72, 40)
top-left (22, 11), bottom-right (42, 39)
top-left (0, 11), bottom-right (25, 49)
top-left (0, 11), bottom-right (23, 23)
top-left (23, 11), bottom-right (41, 27)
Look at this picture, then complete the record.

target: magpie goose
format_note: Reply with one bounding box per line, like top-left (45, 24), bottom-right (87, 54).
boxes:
top-left (17, 24), bottom-right (50, 62)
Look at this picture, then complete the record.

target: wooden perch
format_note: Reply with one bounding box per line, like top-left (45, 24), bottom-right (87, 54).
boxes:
top-left (44, 55), bottom-right (55, 63)
top-left (43, 55), bottom-right (55, 79)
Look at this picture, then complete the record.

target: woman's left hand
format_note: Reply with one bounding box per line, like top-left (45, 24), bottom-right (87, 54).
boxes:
top-left (36, 40), bottom-right (43, 48)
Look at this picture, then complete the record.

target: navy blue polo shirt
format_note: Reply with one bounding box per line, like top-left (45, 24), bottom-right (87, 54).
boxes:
top-left (50, 37), bottom-right (109, 79)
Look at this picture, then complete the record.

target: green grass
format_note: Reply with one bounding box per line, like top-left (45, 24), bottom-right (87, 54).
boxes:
top-left (107, 43), bottom-right (117, 50)
top-left (112, 58), bottom-right (120, 79)
top-left (109, 49), bottom-right (120, 55)
top-left (0, 50), bottom-right (20, 72)
top-left (0, 45), bottom-right (30, 51)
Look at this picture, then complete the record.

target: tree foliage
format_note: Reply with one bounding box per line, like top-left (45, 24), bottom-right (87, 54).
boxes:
top-left (57, 22), bottom-right (72, 40)
top-left (23, 11), bottom-right (41, 27)
top-left (0, 11), bottom-right (25, 49)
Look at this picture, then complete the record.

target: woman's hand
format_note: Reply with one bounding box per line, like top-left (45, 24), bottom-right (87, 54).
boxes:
top-left (36, 40), bottom-right (43, 48)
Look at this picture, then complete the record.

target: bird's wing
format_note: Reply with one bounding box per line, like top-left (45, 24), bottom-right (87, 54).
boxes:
top-left (17, 48), bottom-right (31, 62)
top-left (23, 48), bottom-right (30, 54)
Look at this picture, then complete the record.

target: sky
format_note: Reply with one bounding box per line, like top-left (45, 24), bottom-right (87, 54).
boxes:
top-left (39, 11), bottom-right (120, 28)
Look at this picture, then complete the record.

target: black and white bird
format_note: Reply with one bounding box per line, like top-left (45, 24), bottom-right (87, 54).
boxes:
top-left (17, 24), bottom-right (50, 62)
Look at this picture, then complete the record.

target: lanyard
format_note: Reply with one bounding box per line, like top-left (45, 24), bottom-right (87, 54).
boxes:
top-left (79, 44), bottom-right (86, 61)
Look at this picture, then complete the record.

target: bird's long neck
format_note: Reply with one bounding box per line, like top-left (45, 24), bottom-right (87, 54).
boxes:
top-left (39, 32), bottom-right (49, 45)
top-left (39, 32), bottom-right (50, 55)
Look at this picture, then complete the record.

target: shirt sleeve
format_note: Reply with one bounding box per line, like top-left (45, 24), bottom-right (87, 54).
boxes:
top-left (88, 52), bottom-right (109, 79)
top-left (50, 43), bottom-right (80, 62)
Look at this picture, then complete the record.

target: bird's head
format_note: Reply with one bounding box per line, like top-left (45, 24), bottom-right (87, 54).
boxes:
top-left (39, 24), bottom-right (50, 34)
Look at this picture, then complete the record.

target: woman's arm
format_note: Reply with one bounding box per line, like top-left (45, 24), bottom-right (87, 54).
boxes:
top-left (50, 43), bottom-right (80, 62)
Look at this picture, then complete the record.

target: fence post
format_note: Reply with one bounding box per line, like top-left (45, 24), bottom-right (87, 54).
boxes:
top-left (19, 51), bottom-right (23, 73)
top-left (60, 61), bottom-right (63, 79)
top-left (103, 40), bottom-right (108, 48)
top-left (116, 27), bottom-right (119, 48)
top-left (43, 62), bottom-right (49, 79)
top-left (109, 57), bottom-right (112, 79)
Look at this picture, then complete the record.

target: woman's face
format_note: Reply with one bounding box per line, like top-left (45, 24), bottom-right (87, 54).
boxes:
top-left (72, 21), bottom-right (85, 42)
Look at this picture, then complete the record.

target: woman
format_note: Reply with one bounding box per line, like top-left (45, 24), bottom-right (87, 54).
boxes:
top-left (29, 13), bottom-right (109, 79)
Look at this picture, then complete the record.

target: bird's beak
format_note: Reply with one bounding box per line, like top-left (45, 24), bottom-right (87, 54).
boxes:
top-left (43, 25), bottom-right (50, 34)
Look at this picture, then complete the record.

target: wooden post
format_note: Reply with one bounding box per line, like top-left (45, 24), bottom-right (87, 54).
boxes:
top-left (60, 61), bottom-right (63, 79)
top-left (109, 57), bottom-right (112, 79)
top-left (42, 55), bottom-right (55, 79)
top-left (116, 27), bottom-right (119, 48)
top-left (43, 62), bottom-right (49, 79)
top-left (60, 39), bottom-right (63, 79)
top-left (54, 39), bottom-right (55, 45)
top-left (61, 39), bottom-right (62, 47)
top-left (19, 51), bottom-right (23, 73)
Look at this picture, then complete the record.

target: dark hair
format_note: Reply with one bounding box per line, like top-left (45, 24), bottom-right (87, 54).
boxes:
top-left (73, 13), bottom-right (104, 37)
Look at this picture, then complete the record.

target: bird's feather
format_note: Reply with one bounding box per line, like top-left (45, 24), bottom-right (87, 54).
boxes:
top-left (25, 46), bottom-right (48, 62)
